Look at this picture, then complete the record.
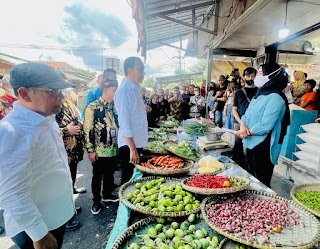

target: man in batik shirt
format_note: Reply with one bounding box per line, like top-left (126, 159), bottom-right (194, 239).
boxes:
top-left (83, 79), bottom-right (119, 215)
top-left (168, 90), bottom-right (183, 120)
top-left (0, 75), bottom-right (18, 120)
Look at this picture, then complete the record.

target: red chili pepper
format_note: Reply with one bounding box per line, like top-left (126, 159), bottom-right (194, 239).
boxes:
top-left (186, 174), bottom-right (230, 189)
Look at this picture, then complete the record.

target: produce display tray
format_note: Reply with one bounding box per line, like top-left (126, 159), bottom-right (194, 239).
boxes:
top-left (135, 159), bottom-right (194, 175)
top-left (181, 176), bottom-right (250, 195)
top-left (142, 147), bottom-right (170, 154)
top-left (119, 176), bottom-right (201, 217)
top-left (218, 238), bottom-right (235, 249)
top-left (163, 141), bottom-right (201, 162)
top-left (149, 127), bottom-right (178, 133)
top-left (201, 190), bottom-right (320, 249)
top-left (111, 216), bottom-right (225, 249)
top-left (290, 183), bottom-right (320, 218)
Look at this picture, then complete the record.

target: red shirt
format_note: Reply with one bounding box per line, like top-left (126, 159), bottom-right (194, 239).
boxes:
top-left (201, 87), bottom-right (206, 97)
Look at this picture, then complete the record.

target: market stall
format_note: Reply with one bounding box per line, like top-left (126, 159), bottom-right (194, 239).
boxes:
top-left (105, 118), bottom-right (320, 249)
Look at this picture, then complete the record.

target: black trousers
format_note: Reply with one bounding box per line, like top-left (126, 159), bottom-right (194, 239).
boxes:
top-left (245, 133), bottom-right (274, 188)
top-left (92, 157), bottom-right (117, 202)
top-left (119, 146), bottom-right (143, 185)
top-left (69, 160), bottom-right (78, 189)
top-left (232, 124), bottom-right (247, 170)
top-left (11, 224), bottom-right (65, 249)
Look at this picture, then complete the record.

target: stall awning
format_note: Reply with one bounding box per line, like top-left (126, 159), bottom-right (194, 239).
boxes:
top-left (131, 0), bottom-right (216, 58)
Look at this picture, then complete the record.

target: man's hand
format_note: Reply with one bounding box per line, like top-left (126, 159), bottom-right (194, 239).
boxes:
top-left (216, 91), bottom-right (222, 97)
top-left (160, 116), bottom-right (165, 120)
top-left (33, 232), bottom-right (57, 249)
top-left (145, 106), bottom-right (152, 112)
top-left (89, 152), bottom-right (98, 163)
top-left (66, 122), bottom-right (80, 135)
top-left (130, 148), bottom-right (140, 164)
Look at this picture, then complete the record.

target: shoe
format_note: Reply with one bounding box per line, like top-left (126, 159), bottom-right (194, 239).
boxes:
top-left (65, 220), bottom-right (81, 231)
top-left (102, 195), bottom-right (119, 202)
top-left (73, 187), bottom-right (87, 194)
top-left (0, 226), bottom-right (4, 235)
top-left (75, 206), bottom-right (82, 214)
top-left (91, 202), bottom-right (102, 215)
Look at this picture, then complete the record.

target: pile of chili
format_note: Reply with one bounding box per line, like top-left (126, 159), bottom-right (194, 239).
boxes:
top-left (186, 174), bottom-right (230, 189)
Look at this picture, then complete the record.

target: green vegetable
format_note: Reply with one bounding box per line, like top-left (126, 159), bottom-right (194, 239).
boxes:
top-left (180, 222), bottom-right (189, 231)
top-left (155, 224), bottom-right (163, 232)
top-left (195, 230), bottom-right (205, 239)
top-left (166, 140), bottom-right (200, 160)
top-left (185, 124), bottom-right (208, 137)
top-left (144, 140), bottom-right (166, 151)
top-left (171, 222), bottom-right (179, 229)
top-left (148, 227), bottom-right (157, 237)
top-left (157, 217), bottom-right (165, 224)
top-left (296, 190), bottom-right (320, 212)
top-left (188, 225), bottom-right (196, 233)
top-left (188, 214), bottom-right (196, 223)
top-left (166, 228), bottom-right (175, 239)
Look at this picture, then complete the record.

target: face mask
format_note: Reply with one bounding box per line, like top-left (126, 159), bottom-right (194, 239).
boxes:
top-left (194, 91), bottom-right (200, 96)
top-left (180, 90), bottom-right (185, 94)
top-left (254, 68), bottom-right (281, 88)
top-left (209, 87), bottom-right (215, 91)
top-left (245, 80), bottom-right (254, 85)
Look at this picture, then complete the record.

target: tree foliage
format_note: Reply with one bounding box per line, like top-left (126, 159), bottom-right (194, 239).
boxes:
top-left (141, 76), bottom-right (156, 88)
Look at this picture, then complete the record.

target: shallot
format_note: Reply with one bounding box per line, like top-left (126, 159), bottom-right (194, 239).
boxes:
top-left (206, 194), bottom-right (302, 243)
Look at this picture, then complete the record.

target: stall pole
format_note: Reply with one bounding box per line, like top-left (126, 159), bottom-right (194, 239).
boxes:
top-left (205, 47), bottom-right (214, 118)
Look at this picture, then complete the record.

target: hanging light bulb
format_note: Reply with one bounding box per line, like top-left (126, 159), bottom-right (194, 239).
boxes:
top-left (279, 25), bottom-right (289, 38)
top-left (279, 0), bottom-right (289, 38)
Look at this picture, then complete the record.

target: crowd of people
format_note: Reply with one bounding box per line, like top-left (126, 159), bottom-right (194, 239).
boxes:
top-left (0, 58), bottom-right (320, 249)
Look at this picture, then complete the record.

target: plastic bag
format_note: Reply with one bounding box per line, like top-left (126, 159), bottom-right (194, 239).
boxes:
top-left (198, 155), bottom-right (224, 169)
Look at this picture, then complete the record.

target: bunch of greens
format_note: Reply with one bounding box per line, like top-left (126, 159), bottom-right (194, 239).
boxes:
top-left (168, 140), bottom-right (200, 161)
top-left (157, 116), bottom-right (179, 127)
top-left (296, 190), bottom-right (320, 212)
top-left (149, 131), bottom-right (169, 140)
top-left (185, 124), bottom-right (209, 137)
top-left (145, 140), bottom-right (166, 151)
top-left (127, 214), bottom-right (220, 249)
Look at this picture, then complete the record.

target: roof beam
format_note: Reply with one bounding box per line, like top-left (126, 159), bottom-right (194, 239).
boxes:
top-left (156, 14), bottom-right (215, 34)
top-left (146, 1), bottom-right (215, 19)
top-left (213, 48), bottom-right (257, 57)
top-left (148, 32), bottom-right (190, 44)
top-left (156, 41), bottom-right (194, 53)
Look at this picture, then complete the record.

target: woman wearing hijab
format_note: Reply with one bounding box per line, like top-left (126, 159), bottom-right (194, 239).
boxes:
top-left (235, 63), bottom-right (290, 187)
top-left (291, 70), bottom-right (306, 105)
top-left (147, 94), bottom-right (162, 127)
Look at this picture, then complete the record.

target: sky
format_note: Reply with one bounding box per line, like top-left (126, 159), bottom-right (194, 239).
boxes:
top-left (0, 0), bottom-right (199, 77)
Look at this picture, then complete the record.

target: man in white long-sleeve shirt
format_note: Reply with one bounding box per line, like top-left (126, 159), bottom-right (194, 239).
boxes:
top-left (0, 63), bottom-right (76, 249)
top-left (114, 57), bottom-right (148, 184)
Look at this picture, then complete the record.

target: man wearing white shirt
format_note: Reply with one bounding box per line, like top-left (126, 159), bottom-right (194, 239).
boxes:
top-left (114, 57), bottom-right (148, 184)
top-left (0, 63), bottom-right (76, 249)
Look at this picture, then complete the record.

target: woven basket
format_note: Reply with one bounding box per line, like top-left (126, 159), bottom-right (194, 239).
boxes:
top-left (181, 176), bottom-right (250, 195)
top-left (119, 176), bottom-right (201, 217)
top-left (142, 147), bottom-right (170, 154)
top-left (163, 141), bottom-right (201, 161)
top-left (149, 127), bottom-right (178, 133)
top-left (135, 159), bottom-right (194, 175)
top-left (291, 183), bottom-right (320, 218)
top-left (201, 190), bottom-right (320, 249)
top-left (111, 216), bottom-right (225, 249)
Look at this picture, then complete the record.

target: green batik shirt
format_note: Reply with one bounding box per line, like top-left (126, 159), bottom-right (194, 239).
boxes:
top-left (83, 97), bottom-right (119, 157)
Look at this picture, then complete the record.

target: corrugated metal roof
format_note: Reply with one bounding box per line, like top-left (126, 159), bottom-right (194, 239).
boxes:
top-left (142, 0), bottom-right (215, 50)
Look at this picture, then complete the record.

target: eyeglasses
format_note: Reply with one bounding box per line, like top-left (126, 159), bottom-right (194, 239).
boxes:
top-left (30, 87), bottom-right (63, 95)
